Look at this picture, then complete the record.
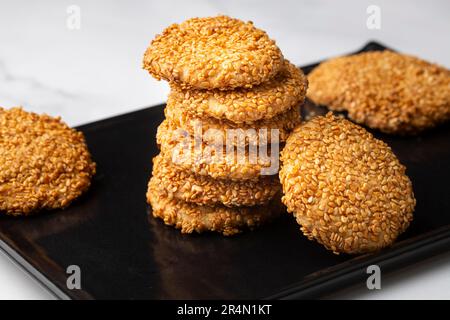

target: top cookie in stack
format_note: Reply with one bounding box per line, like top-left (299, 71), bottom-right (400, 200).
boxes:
top-left (143, 16), bottom-right (308, 235)
top-left (144, 15), bottom-right (284, 90)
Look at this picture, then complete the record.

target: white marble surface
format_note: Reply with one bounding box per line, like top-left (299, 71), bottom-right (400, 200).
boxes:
top-left (0, 0), bottom-right (449, 299)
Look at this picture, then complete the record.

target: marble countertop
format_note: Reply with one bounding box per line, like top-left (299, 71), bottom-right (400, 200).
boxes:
top-left (0, 0), bottom-right (449, 299)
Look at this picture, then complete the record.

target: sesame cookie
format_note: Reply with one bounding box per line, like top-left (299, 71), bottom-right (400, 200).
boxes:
top-left (165, 98), bottom-right (301, 146)
top-left (157, 120), bottom-right (280, 181)
top-left (279, 113), bottom-right (415, 254)
top-left (307, 51), bottom-right (450, 134)
top-left (0, 107), bottom-right (96, 216)
top-left (143, 15), bottom-right (284, 90)
top-left (151, 154), bottom-right (280, 207)
top-left (147, 176), bottom-right (283, 236)
top-left (168, 61), bottom-right (307, 123)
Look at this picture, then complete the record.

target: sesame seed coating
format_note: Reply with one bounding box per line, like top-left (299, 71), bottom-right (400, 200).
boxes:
top-left (0, 107), bottom-right (96, 216)
top-left (147, 176), bottom-right (283, 236)
top-left (307, 51), bottom-right (450, 134)
top-left (143, 15), bottom-right (284, 90)
top-left (279, 113), bottom-right (415, 254)
top-left (168, 61), bottom-right (307, 123)
top-left (157, 120), bottom-right (280, 181)
top-left (151, 154), bottom-right (280, 207)
top-left (165, 98), bottom-right (301, 146)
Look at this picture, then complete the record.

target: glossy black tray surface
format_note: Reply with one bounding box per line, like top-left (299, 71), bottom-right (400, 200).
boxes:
top-left (0, 42), bottom-right (449, 299)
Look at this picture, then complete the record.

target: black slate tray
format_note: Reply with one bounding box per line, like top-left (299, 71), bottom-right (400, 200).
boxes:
top-left (0, 41), bottom-right (449, 300)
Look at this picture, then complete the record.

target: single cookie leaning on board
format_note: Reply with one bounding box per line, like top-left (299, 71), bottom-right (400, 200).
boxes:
top-left (164, 98), bottom-right (301, 146)
top-left (279, 113), bottom-right (415, 254)
top-left (143, 15), bottom-right (284, 90)
top-left (147, 176), bottom-right (283, 236)
top-left (150, 154), bottom-right (281, 207)
top-left (168, 60), bottom-right (307, 123)
top-left (0, 107), bottom-right (96, 216)
top-left (307, 50), bottom-right (450, 134)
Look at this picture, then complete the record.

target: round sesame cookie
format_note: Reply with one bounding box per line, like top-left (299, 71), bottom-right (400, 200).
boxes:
top-left (168, 61), bottom-right (307, 123)
top-left (147, 176), bottom-right (283, 236)
top-left (151, 154), bottom-right (280, 207)
top-left (157, 120), bottom-right (280, 181)
top-left (143, 15), bottom-right (284, 90)
top-left (165, 98), bottom-right (301, 146)
top-left (279, 113), bottom-right (415, 254)
top-left (0, 107), bottom-right (96, 216)
top-left (307, 50), bottom-right (450, 134)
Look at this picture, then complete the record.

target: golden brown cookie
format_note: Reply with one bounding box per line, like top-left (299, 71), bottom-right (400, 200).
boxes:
top-left (168, 61), bottom-right (307, 123)
top-left (143, 15), bottom-right (284, 90)
top-left (157, 120), bottom-right (280, 181)
top-left (147, 176), bottom-right (283, 236)
top-left (280, 113), bottom-right (415, 254)
top-left (307, 50), bottom-right (450, 134)
top-left (151, 154), bottom-right (280, 207)
top-left (165, 98), bottom-right (301, 146)
top-left (0, 107), bottom-right (96, 216)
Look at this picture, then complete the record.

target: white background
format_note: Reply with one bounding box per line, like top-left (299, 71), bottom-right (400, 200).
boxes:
top-left (0, 0), bottom-right (449, 299)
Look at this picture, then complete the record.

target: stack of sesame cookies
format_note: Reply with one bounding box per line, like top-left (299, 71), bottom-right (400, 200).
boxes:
top-left (143, 16), bottom-right (308, 235)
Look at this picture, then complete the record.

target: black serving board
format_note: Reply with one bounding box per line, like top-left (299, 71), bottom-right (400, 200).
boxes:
top-left (0, 42), bottom-right (449, 300)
